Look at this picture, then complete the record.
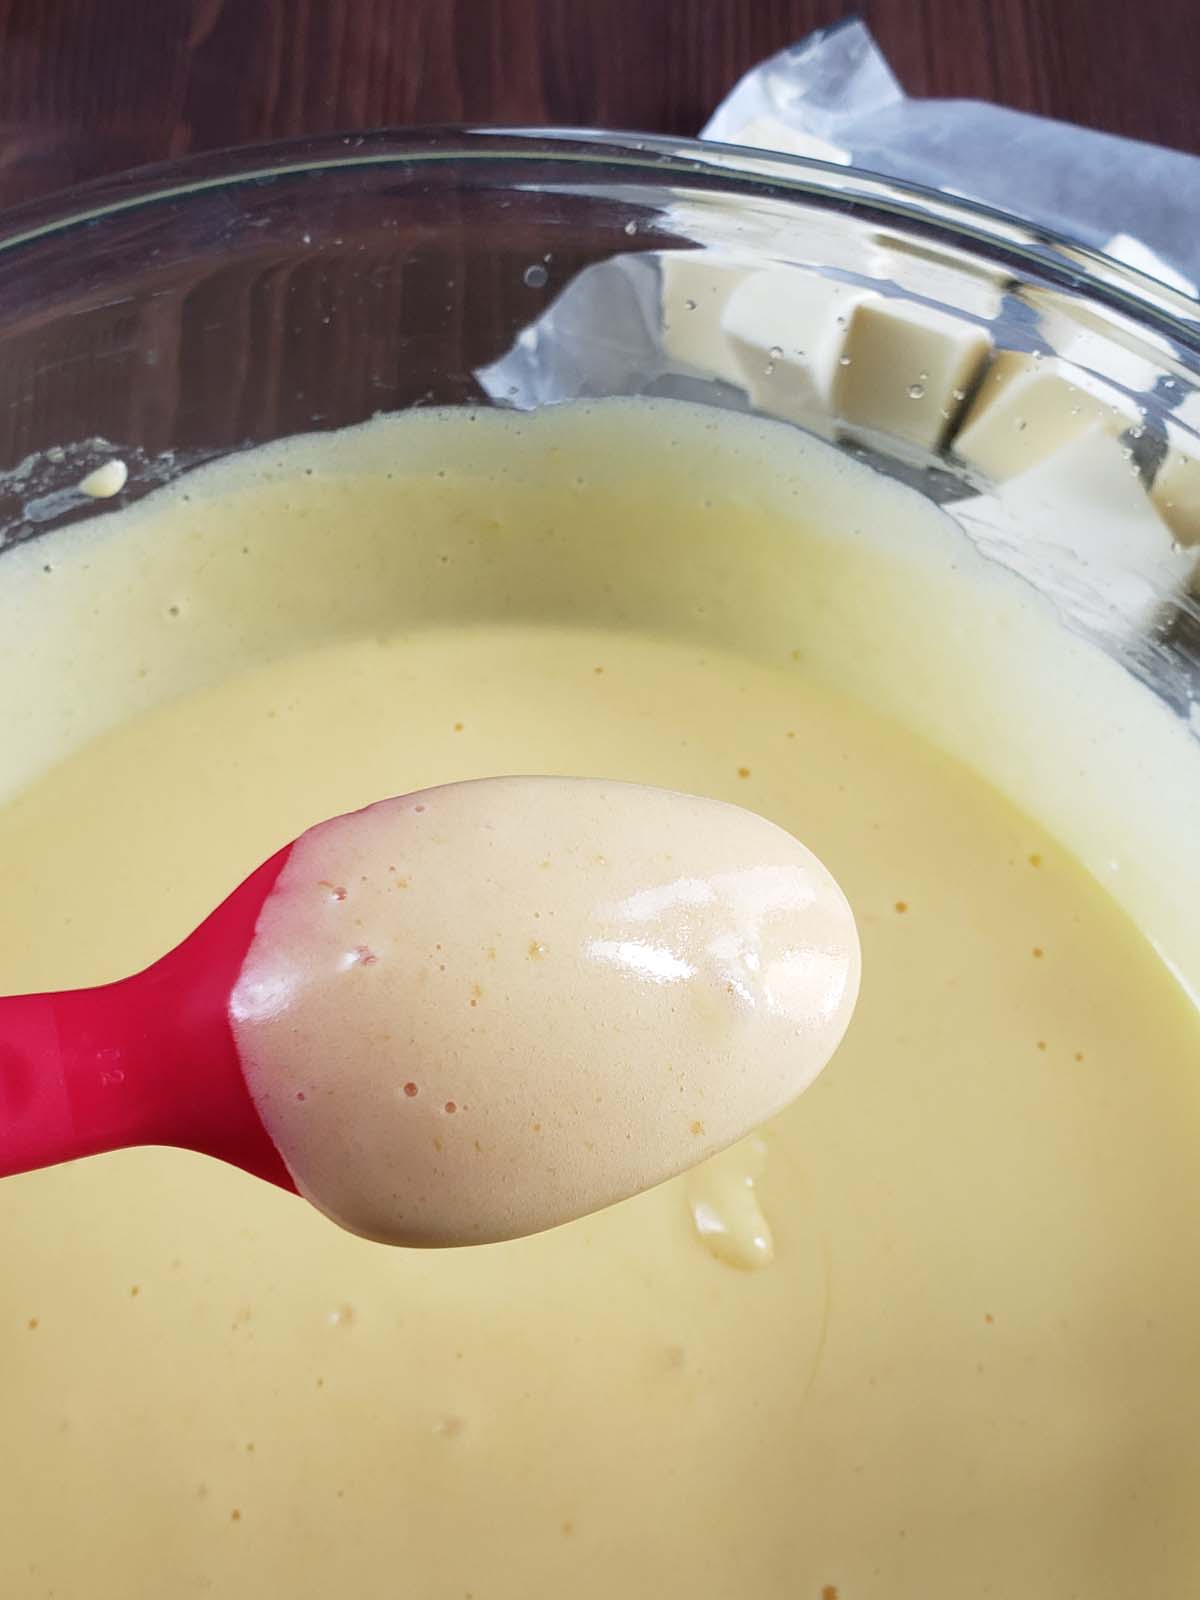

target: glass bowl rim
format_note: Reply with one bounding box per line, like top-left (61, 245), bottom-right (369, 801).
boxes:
top-left (0, 124), bottom-right (1196, 363)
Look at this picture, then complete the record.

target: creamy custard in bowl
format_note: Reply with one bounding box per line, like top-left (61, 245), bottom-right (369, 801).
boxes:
top-left (0, 398), bottom-right (1198, 1597)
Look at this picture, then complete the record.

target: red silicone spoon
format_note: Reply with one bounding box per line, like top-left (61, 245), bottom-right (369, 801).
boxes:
top-left (0, 845), bottom-right (297, 1191)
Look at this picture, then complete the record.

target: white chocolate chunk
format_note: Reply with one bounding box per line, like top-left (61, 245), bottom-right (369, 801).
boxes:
top-left (1052, 325), bottom-right (1162, 400)
top-left (1149, 393), bottom-right (1200, 551)
top-left (720, 267), bottom-right (872, 431)
top-left (872, 236), bottom-right (1007, 322)
top-left (726, 117), bottom-right (851, 166)
top-left (1151, 430), bottom-right (1200, 549)
top-left (833, 298), bottom-right (992, 450)
top-left (953, 351), bottom-right (1139, 481)
top-left (1022, 286), bottom-right (1170, 397)
top-left (661, 254), bottom-right (756, 384)
top-left (78, 458), bottom-right (128, 499)
top-left (953, 425), bottom-right (1194, 635)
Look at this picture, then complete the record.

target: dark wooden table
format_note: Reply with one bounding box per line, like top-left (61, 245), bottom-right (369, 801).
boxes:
top-left (0, 0), bottom-right (1196, 211)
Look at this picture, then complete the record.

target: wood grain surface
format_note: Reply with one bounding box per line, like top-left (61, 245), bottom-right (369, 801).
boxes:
top-left (0, 0), bottom-right (1196, 210)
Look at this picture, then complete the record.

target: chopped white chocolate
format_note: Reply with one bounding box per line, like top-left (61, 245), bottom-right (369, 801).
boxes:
top-left (952, 424), bottom-right (1194, 635)
top-left (872, 235), bottom-right (1007, 322)
top-left (833, 298), bottom-right (992, 450)
top-left (720, 267), bottom-right (872, 431)
top-left (1022, 286), bottom-right (1169, 396)
top-left (953, 351), bottom-right (1140, 481)
top-left (1149, 392), bottom-right (1200, 551)
top-left (726, 117), bottom-right (851, 166)
top-left (1151, 428), bottom-right (1200, 549)
top-left (660, 253), bottom-right (757, 385)
top-left (78, 458), bottom-right (128, 499)
top-left (664, 195), bottom-right (890, 284)
top-left (1053, 326), bottom-right (1162, 401)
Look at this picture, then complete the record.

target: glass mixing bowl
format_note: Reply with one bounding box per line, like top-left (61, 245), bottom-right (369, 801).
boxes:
top-left (2, 126), bottom-right (1200, 1595)
top-left (0, 128), bottom-right (1197, 719)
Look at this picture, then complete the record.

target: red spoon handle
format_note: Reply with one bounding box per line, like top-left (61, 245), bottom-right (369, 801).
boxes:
top-left (0, 845), bottom-right (297, 1190)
